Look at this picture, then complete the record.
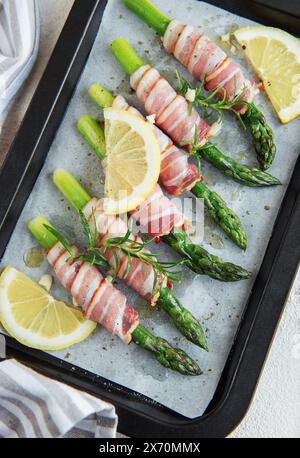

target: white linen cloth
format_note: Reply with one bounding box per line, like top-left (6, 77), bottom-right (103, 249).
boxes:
top-left (0, 359), bottom-right (118, 438)
top-left (0, 0), bottom-right (40, 127)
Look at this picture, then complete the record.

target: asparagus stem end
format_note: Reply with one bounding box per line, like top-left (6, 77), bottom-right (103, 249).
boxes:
top-left (88, 84), bottom-right (114, 109)
top-left (132, 324), bottom-right (202, 375)
top-left (111, 38), bottom-right (144, 75)
top-left (53, 169), bottom-right (91, 212)
top-left (77, 115), bottom-right (106, 161)
top-left (123, 0), bottom-right (170, 36)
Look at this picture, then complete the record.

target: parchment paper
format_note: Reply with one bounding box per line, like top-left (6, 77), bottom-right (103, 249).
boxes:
top-left (1, 0), bottom-right (299, 418)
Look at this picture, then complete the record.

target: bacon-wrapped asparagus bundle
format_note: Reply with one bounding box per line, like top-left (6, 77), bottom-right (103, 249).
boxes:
top-left (98, 90), bottom-right (199, 196)
top-left (111, 38), bottom-right (280, 186)
top-left (77, 115), bottom-right (251, 282)
top-left (53, 169), bottom-right (208, 350)
top-left (123, 0), bottom-right (276, 171)
top-left (88, 84), bottom-right (246, 249)
top-left (28, 216), bottom-right (201, 375)
top-left (112, 39), bottom-right (211, 149)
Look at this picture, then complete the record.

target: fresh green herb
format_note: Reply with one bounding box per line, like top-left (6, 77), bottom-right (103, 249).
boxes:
top-left (76, 252), bottom-right (109, 269)
top-left (176, 69), bottom-right (190, 95)
top-left (181, 125), bottom-right (202, 177)
top-left (44, 220), bottom-right (109, 270)
top-left (43, 225), bottom-right (73, 257)
top-left (45, 210), bottom-right (185, 298)
top-left (102, 227), bottom-right (186, 297)
top-left (79, 209), bottom-right (98, 248)
top-left (176, 71), bottom-right (248, 128)
top-left (176, 70), bottom-right (194, 115)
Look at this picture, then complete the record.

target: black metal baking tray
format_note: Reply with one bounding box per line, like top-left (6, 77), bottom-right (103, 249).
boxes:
top-left (0, 0), bottom-right (299, 438)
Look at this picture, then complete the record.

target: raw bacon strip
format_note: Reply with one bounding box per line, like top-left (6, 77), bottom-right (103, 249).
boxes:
top-left (174, 25), bottom-right (201, 67)
top-left (130, 185), bottom-right (188, 237)
top-left (46, 242), bottom-right (139, 344)
top-left (162, 19), bottom-right (259, 111)
top-left (83, 198), bottom-right (163, 305)
top-left (112, 95), bottom-right (199, 195)
top-left (130, 65), bottom-right (211, 147)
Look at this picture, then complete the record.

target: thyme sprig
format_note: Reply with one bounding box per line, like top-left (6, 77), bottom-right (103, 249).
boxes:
top-left (44, 210), bottom-right (185, 298)
top-left (176, 71), bottom-right (248, 128)
top-left (103, 228), bottom-right (185, 296)
top-left (44, 223), bottom-right (110, 271)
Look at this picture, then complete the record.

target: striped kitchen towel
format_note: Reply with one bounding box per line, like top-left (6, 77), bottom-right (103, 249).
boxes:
top-left (0, 0), bottom-right (40, 127)
top-left (0, 359), bottom-right (118, 438)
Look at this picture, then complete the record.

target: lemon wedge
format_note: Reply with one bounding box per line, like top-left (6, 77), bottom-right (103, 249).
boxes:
top-left (0, 267), bottom-right (96, 350)
top-left (103, 108), bottom-right (160, 214)
top-left (233, 26), bottom-right (300, 123)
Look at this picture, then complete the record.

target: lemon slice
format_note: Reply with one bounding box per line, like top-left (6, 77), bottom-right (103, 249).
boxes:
top-left (0, 267), bottom-right (96, 350)
top-left (233, 26), bottom-right (300, 123)
top-left (103, 107), bottom-right (160, 214)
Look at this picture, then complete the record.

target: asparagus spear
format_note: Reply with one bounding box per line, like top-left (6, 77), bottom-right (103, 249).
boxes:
top-left (88, 83), bottom-right (247, 249)
top-left (111, 38), bottom-right (280, 186)
top-left (199, 143), bottom-right (281, 187)
top-left (28, 216), bottom-right (201, 375)
top-left (53, 169), bottom-right (208, 350)
top-left (191, 181), bottom-right (247, 249)
top-left (163, 229), bottom-right (248, 282)
top-left (77, 115), bottom-right (251, 282)
top-left (241, 103), bottom-right (276, 171)
top-left (123, 0), bottom-right (276, 170)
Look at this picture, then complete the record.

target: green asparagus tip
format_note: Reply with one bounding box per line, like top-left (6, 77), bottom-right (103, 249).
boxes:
top-left (88, 83), bottom-right (114, 109)
top-left (53, 169), bottom-right (91, 212)
top-left (191, 181), bottom-right (247, 250)
top-left (111, 38), bottom-right (144, 75)
top-left (163, 229), bottom-right (251, 282)
top-left (200, 144), bottom-right (281, 187)
top-left (77, 115), bottom-right (106, 161)
top-left (132, 324), bottom-right (202, 375)
top-left (28, 216), bottom-right (57, 249)
top-left (242, 103), bottom-right (276, 171)
top-left (123, 0), bottom-right (171, 36)
top-left (158, 287), bottom-right (209, 351)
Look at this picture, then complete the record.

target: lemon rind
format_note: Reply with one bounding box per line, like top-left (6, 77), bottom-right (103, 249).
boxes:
top-left (103, 108), bottom-right (160, 215)
top-left (233, 26), bottom-right (300, 123)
